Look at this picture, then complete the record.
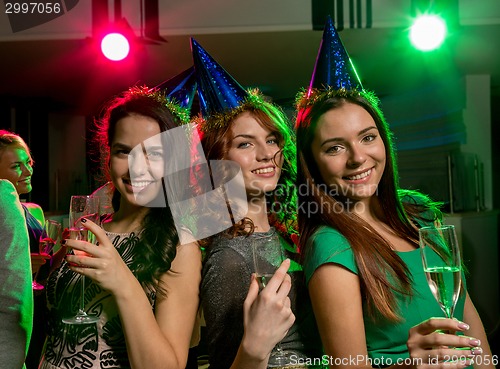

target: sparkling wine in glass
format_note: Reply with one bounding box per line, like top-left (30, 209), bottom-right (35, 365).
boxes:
top-left (419, 225), bottom-right (462, 319)
top-left (251, 233), bottom-right (296, 367)
top-left (32, 219), bottom-right (62, 290)
top-left (62, 195), bottom-right (100, 325)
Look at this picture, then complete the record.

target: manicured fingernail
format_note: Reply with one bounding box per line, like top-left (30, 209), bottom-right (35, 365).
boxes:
top-left (469, 339), bottom-right (480, 346)
top-left (61, 239), bottom-right (66, 245)
top-left (457, 322), bottom-right (469, 330)
top-left (81, 218), bottom-right (87, 223)
top-left (471, 347), bottom-right (483, 355)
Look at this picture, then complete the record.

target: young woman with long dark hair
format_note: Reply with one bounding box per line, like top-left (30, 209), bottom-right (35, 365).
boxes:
top-left (296, 18), bottom-right (493, 369)
top-left (39, 86), bottom-right (202, 369)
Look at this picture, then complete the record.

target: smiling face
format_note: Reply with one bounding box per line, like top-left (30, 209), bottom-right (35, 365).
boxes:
top-left (109, 114), bottom-right (164, 208)
top-left (226, 111), bottom-right (283, 198)
top-left (310, 102), bottom-right (386, 204)
top-left (0, 146), bottom-right (33, 195)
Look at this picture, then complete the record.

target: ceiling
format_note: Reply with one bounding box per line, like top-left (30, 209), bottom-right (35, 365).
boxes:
top-left (0, 18), bottom-right (499, 117)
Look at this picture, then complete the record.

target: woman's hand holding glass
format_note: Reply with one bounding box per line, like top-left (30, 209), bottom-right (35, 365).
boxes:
top-left (32, 219), bottom-right (62, 290)
top-left (407, 318), bottom-right (481, 368)
top-left (66, 218), bottom-right (138, 298)
top-left (30, 254), bottom-right (48, 276)
top-left (242, 258), bottom-right (295, 363)
top-left (408, 225), bottom-right (482, 367)
top-left (62, 195), bottom-right (100, 324)
top-left (249, 233), bottom-right (298, 367)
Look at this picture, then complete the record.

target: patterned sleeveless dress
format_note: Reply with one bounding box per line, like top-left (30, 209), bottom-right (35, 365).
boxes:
top-left (39, 231), bottom-right (156, 369)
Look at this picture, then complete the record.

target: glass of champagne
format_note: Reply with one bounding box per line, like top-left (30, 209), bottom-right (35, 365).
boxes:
top-left (419, 225), bottom-right (462, 318)
top-left (62, 195), bottom-right (100, 325)
top-left (32, 219), bottom-right (62, 290)
top-left (251, 233), bottom-right (295, 367)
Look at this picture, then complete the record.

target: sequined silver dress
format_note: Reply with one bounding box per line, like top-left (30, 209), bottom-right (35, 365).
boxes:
top-left (201, 228), bottom-right (323, 369)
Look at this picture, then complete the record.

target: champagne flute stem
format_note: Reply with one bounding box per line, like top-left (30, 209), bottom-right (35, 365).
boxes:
top-left (79, 276), bottom-right (86, 314)
top-left (33, 268), bottom-right (40, 284)
top-left (275, 343), bottom-right (284, 354)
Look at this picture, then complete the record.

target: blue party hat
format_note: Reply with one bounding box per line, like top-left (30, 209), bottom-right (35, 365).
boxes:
top-left (155, 66), bottom-right (197, 110)
top-left (308, 16), bottom-right (363, 94)
top-left (190, 37), bottom-right (249, 118)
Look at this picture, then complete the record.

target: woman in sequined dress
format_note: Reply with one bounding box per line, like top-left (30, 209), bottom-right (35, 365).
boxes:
top-left (191, 38), bottom-right (323, 369)
top-left (39, 87), bottom-right (202, 369)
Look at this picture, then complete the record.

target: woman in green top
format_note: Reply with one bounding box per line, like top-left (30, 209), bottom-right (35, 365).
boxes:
top-left (295, 17), bottom-right (493, 369)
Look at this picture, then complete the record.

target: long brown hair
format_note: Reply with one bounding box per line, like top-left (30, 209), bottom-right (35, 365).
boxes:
top-left (93, 86), bottom-right (182, 296)
top-left (296, 89), bottom-right (441, 321)
top-left (199, 98), bottom-right (297, 245)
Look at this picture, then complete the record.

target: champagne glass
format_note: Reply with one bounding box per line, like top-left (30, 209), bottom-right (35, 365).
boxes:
top-left (32, 219), bottom-right (62, 290)
top-left (62, 195), bottom-right (100, 325)
top-left (419, 225), bottom-right (462, 319)
top-left (251, 233), bottom-right (295, 367)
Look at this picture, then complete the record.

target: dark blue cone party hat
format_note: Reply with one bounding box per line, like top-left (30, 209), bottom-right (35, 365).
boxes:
top-left (155, 66), bottom-right (197, 111)
top-left (308, 16), bottom-right (363, 95)
top-left (190, 37), bottom-right (249, 118)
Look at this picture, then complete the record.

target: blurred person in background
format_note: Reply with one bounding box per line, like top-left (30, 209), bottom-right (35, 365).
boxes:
top-left (0, 129), bottom-right (47, 369)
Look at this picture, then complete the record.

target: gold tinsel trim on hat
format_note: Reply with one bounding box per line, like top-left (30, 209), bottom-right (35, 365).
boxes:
top-left (128, 85), bottom-right (191, 125)
top-left (197, 89), bottom-right (269, 132)
top-left (294, 86), bottom-right (385, 112)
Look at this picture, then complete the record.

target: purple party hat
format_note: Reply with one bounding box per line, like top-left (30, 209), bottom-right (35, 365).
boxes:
top-left (190, 37), bottom-right (249, 118)
top-left (155, 66), bottom-right (197, 111)
top-left (308, 16), bottom-right (363, 96)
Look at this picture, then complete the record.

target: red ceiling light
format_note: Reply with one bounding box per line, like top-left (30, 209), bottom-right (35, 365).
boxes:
top-left (100, 32), bottom-right (130, 61)
top-left (97, 16), bottom-right (136, 61)
top-left (92, 0), bottom-right (164, 61)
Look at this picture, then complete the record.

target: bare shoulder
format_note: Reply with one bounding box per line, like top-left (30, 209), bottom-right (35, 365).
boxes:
top-left (23, 202), bottom-right (45, 225)
top-left (171, 242), bottom-right (202, 270)
top-left (158, 242), bottom-right (202, 303)
top-left (155, 242), bottom-right (202, 284)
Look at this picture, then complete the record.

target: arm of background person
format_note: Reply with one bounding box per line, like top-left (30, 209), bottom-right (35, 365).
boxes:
top-left (0, 179), bottom-right (33, 369)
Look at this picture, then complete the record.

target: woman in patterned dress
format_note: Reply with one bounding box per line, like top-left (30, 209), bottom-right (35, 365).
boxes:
top-left (39, 87), bottom-right (202, 369)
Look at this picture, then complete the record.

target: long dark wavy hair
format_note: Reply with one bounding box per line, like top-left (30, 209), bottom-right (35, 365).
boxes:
top-left (93, 86), bottom-right (181, 296)
top-left (296, 88), bottom-right (442, 321)
top-left (198, 93), bottom-right (298, 247)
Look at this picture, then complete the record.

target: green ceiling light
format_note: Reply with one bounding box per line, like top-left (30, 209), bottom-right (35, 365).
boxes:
top-left (409, 0), bottom-right (458, 51)
top-left (410, 14), bottom-right (447, 51)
